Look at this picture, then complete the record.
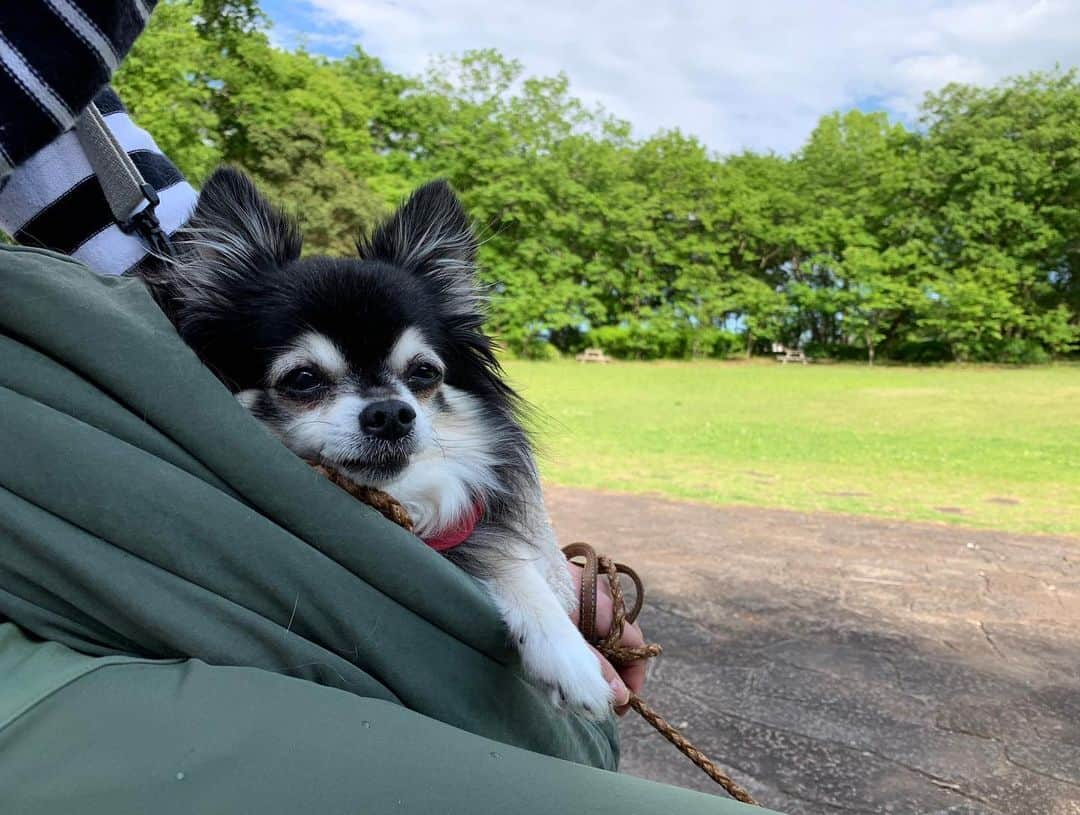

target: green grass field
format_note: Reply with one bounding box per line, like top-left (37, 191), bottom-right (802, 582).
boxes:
top-left (502, 360), bottom-right (1080, 537)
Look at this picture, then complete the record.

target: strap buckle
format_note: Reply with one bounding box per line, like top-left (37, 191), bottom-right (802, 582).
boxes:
top-left (75, 101), bottom-right (175, 260)
top-left (118, 183), bottom-right (174, 258)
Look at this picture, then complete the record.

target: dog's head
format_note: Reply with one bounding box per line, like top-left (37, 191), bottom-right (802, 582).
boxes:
top-left (155, 167), bottom-right (521, 535)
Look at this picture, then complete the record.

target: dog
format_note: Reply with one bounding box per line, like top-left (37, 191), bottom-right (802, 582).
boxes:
top-left (138, 167), bottom-right (613, 716)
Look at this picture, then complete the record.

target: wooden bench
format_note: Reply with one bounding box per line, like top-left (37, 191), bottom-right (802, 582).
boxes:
top-left (575, 347), bottom-right (611, 364)
top-left (772, 344), bottom-right (808, 365)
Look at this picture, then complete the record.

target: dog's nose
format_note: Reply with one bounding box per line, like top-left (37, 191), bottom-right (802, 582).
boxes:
top-left (360, 399), bottom-right (416, 441)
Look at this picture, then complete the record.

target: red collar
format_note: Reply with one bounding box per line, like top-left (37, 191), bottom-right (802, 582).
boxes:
top-left (422, 502), bottom-right (483, 552)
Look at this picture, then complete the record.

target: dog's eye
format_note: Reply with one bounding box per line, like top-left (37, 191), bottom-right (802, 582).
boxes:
top-left (406, 361), bottom-right (442, 389)
top-left (279, 367), bottom-right (325, 394)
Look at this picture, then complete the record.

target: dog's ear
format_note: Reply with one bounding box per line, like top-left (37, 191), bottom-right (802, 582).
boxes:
top-left (140, 167), bottom-right (302, 390)
top-left (359, 180), bottom-right (479, 317)
top-left (179, 166), bottom-right (302, 276)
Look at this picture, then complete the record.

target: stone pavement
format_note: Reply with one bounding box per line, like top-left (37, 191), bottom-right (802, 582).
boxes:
top-left (546, 486), bottom-right (1080, 815)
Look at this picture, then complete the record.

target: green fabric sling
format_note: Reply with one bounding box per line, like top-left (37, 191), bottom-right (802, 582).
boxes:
top-left (0, 243), bottom-right (617, 766)
top-left (0, 245), bottom-right (772, 814)
top-left (0, 622), bottom-right (759, 814)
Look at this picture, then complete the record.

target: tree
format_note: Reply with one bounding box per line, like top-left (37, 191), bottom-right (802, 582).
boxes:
top-left (113, 3), bottom-right (1079, 361)
top-left (731, 277), bottom-right (789, 358)
top-left (913, 70), bottom-right (1080, 358)
top-left (113, 0), bottom-right (223, 180)
top-left (918, 267), bottom-right (1027, 362)
top-left (836, 247), bottom-right (912, 365)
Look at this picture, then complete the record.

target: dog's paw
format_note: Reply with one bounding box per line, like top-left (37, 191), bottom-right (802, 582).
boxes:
top-left (517, 620), bottom-right (613, 719)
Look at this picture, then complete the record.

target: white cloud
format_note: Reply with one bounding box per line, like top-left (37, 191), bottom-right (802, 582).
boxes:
top-left (290, 0), bottom-right (1080, 154)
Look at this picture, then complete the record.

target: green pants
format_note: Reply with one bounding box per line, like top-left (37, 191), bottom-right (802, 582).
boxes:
top-left (0, 245), bottom-right (765, 813)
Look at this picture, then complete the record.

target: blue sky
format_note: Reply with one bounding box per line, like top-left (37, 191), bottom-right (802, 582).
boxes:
top-left (261, 0), bottom-right (1080, 155)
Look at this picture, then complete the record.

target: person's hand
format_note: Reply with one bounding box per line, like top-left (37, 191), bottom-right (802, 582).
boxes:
top-left (566, 560), bottom-right (648, 715)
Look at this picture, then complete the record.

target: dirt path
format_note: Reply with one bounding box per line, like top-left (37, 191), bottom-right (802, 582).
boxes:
top-left (546, 486), bottom-right (1080, 815)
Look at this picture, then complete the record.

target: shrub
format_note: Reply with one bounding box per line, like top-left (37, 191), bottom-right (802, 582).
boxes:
top-left (589, 325), bottom-right (661, 359)
top-left (499, 328), bottom-right (562, 360)
top-left (584, 322), bottom-right (742, 360)
top-left (891, 340), bottom-right (953, 364)
top-left (803, 342), bottom-right (866, 361)
top-left (995, 339), bottom-right (1051, 365)
top-left (529, 341), bottom-right (563, 361)
top-left (692, 327), bottom-right (742, 359)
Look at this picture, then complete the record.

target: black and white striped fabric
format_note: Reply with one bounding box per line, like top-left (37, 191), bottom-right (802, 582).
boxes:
top-left (0, 1), bottom-right (197, 275)
top-left (0, 87), bottom-right (196, 275)
top-left (0, 0), bottom-right (155, 177)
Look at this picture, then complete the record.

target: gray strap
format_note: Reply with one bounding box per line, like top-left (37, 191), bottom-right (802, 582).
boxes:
top-left (74, 101), bottom-right (172, 257)
top-left (74, 101), bottom-right (147, 224)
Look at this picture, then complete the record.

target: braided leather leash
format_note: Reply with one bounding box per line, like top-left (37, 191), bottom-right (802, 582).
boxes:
top-left (312, 464), bottom-right (759, 805)
top-left (563, 542), bottom-right (760, 806)
top-left (310, 464), bottom-right (415, 531)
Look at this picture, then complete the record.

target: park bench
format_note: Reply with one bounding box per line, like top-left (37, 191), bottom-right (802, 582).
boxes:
top-left (771, 343), bottom-right (808, 365)
top-left (575, 347), bottom-right (612, 363)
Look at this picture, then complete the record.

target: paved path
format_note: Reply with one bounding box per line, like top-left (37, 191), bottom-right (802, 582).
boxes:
top-left (546, 486), bottom-right (1080, 815)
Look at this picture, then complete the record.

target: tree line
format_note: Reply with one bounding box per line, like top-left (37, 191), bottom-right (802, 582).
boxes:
top-left (115, 0), bottom-right (1079, 363)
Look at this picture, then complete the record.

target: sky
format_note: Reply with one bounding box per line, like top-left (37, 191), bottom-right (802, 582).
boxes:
top-left (262, 0), bottom-right (1080, 155)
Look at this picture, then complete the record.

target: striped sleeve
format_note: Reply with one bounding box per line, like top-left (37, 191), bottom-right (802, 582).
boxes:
top-left (0, 0), bottom-right (156, 176)
top-left (0, 87), bottom-right (197, 276)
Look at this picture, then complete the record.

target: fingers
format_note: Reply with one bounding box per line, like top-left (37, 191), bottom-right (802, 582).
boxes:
top-left (593, 577), bottom-right (615, 640)
top-left (589, 644), bottom-right (630, 709)
top-left (566, 559), bottom-right (633, 643)
top-left (617, 620), bottom-right (648, 695)
top-left (567, 558), bottom-right (651, 715)
top-left (619, 658), bottom-right (647, 696)
top-left (591, 629), bottom-right (648, 716)
top-left (619, 618), bottom-right (646, 649)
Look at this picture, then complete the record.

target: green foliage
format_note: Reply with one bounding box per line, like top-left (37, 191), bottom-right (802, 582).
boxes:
top-left (500, 327), bottom-right (563, 360)
top-left (589, 323), bottom-right (678, 360)
top-left (113, 0), bottom-right (223, 179)
top-left (115, 2), bottom-right (1080, 363)
top-left (115, 0), bottom-right (389, 250)
top-left (586, 321), bottom-right (740, 360)
top-left (698, 328), bottom-right (743, 359)
top-left (512, 340), bottom-right (563, 362)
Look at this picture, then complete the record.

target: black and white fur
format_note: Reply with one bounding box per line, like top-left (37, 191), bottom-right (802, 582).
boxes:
top-left (140, 167), bottom-right (612, 715)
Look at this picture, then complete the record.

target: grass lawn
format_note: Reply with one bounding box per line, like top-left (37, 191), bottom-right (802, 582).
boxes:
top-left (502, 359), bottom-right (1080, 537)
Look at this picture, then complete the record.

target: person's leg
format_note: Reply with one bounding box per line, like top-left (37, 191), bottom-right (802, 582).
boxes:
top-left (0, 641), bottom-right (755, 815)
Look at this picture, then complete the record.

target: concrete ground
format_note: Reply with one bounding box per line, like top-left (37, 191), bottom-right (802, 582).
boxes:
top-left (546, 486), bottom-right (1080, 815)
